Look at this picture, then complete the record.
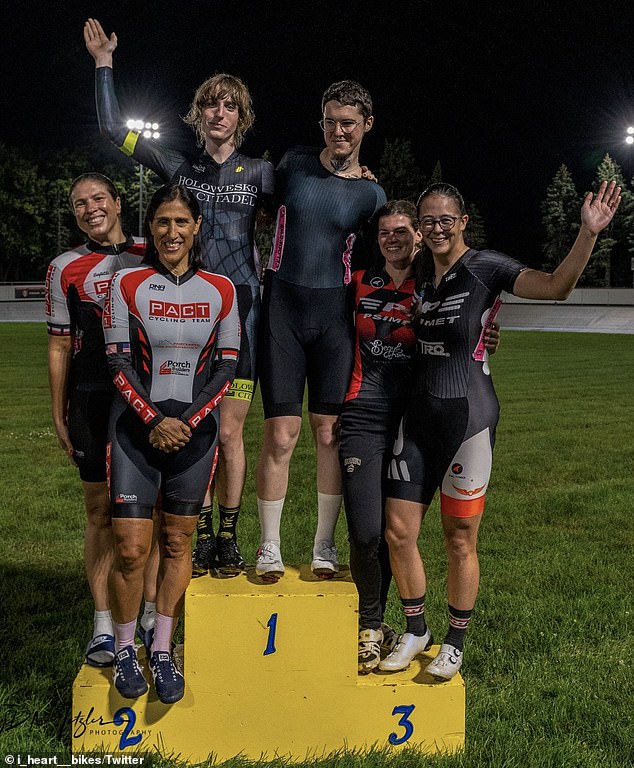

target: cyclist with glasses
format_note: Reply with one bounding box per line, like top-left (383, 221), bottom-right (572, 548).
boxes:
top-left (255, 80), bottom-right (387, 581)
top-left (379, 180), bottom-right (621, 680)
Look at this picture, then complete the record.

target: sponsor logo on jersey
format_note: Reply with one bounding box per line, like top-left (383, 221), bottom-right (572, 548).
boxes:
top-left (370, 276), bottom-right (385, 288)
top-left (343, 457), bottom-right (362, 473)
top-left (149, 283), bottom-right (166, 291)
top-left (418, 340), bottom-right (450, 357)
top-left (192, 164), bottom-right (206, 173)
top-left (93, 279), bottom-right (111, 297)
top-left (116, 493), bottom-right (138, 503)
top-left (369, 340), bottom-right (409, 360)
top-left (93, 269), bottom-right (111, 278)
top-left (451, 463), bottom-right (464, 475)
top-left (236, 166), bottom-right (244, 173)
top-left (149, 301), bottom-right (211, 320)
top-left (159, 360), bottom-right (192, 376)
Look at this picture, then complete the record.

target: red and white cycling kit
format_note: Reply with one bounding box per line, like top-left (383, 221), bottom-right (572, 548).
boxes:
top-left (103, 263), bottom-right (240, 517)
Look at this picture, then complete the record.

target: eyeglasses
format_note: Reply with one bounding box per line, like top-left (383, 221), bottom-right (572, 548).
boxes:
top-left (420, 216), bottom-right (460, 233)
top-left (318, 118), bottom-right (363, 134)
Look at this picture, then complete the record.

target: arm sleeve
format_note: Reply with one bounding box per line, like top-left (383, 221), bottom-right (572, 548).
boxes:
top-left (95, 67), bottom-right (183, 182)
top-left (179, 278), bottom-right (240, 428)
top-left (45, 260), bottom-right (70, 334)
top-left (103, 271), bottom-right (165, 428)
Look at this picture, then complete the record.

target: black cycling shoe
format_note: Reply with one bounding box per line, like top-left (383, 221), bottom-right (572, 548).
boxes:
top-left (216, 534), bottom-right (245, 576)
top-left (192, 534), bottom-right (216, 577)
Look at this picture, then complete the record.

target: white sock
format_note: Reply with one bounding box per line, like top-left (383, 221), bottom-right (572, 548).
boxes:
top-left (93, 609), bottom-right (113, 637)
top-left (141, 601), bottom-right (156, 631)
top-left (257, 497), bottom-right (285, 543)
top-left (314, 492), bottom-right (342, 544)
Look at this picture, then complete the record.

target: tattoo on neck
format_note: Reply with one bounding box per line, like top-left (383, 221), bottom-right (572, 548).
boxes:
top-left (330, 156), bottom-right (353, 173)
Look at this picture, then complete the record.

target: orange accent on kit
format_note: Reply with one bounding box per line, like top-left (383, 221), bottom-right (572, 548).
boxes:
top-left (440, 492), bottom-right (485, 518)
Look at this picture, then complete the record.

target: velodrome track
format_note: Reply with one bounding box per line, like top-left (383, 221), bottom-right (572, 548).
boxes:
top-left (2, 284), bottom-right (634, 333)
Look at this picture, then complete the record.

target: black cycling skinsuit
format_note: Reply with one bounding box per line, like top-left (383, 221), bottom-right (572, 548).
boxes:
top-left (258, 146), bottom-right (387, 417)
top-left (95, 67), bottom-right (274, 395)
top-left (45, 236), bottom-right (145, 481)
top-left (387, 249), bottom-right (526, 517)
top-left (104, 263), bottom-right (240, 518)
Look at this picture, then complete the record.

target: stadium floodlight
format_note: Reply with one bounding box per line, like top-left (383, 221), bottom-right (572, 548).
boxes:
top-left (126, 118), bottom-right (161, 235)
top-left (626, 126), bottom-right (634, 145)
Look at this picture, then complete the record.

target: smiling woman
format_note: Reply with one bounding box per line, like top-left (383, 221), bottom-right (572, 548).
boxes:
top-left (146, 198), bottom-right (202, 277)
top-left (103, 183), bottom-right (240, 704)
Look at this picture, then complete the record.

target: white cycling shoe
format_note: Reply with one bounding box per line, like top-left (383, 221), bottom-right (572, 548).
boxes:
top-left (378, 629), bottom-right (433, 672)
top-left (425, 643), bottom-right (463, 680)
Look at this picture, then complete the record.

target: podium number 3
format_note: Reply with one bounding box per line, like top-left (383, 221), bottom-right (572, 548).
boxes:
top-left (264, 612), bottom-right (278, 655)
top-left (389, 704), bottom-right (415, 745)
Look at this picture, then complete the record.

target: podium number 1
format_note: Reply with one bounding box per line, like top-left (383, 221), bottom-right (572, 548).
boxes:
top-left (389, 704), bottom-right (415, 745)
top-left (264, 612), bottom-right (278, 655)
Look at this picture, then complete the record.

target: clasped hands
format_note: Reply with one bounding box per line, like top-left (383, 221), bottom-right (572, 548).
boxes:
top-left (149, 417), bottom-right (191, 453)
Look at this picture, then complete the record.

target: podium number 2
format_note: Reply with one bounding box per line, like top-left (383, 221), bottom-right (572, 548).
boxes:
top-left (114, 706), bottom-right (142, 750)
top-left (264, 612), bottom-right (278, 655)
top-left (389, 704), bottom-right (415, 745)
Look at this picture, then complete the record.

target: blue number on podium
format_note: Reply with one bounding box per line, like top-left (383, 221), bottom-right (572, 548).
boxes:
top-left (113, 706), bottom-right (142, 749)
top-left (264, 612), bottom-right (278, 655)
top-left (388, 704), bottom-right (415, 745)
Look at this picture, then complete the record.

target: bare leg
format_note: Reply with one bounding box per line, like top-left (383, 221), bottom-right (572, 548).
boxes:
top-left (256, 415), bottom-right (302, 503)
top-left (442, 513), bottom-right (482, 610)
top-left (156, 512), bottom-right (199, 619)
top-left (109, 518), bottom-right (153, 624)
top-left (216, 397), bottom-right (251, 507)
top-left (384, 498), bottom-right (429, 599)
top-left (82, 481), bottom-right (113, 611)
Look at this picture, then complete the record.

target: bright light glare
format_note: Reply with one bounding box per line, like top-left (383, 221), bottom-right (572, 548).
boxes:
top-left (126, 118), bottom-right (160, 138)
top-left (626, 135), bottom-right (634, 145)
top-left (627, 126), bottom-right (634, 134)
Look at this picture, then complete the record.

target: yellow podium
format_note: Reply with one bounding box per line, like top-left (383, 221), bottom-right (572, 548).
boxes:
top-left (72, 566), bottom-right (465, 761)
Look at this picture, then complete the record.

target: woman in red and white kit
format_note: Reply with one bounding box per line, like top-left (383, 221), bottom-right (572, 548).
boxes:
top-left (103, 184), bottom-right (240, 703)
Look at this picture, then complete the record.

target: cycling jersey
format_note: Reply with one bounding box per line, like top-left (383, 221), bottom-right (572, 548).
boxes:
top-left (104, 263), bottom-right (240, 429)
top-left (268, 146), bottom-right (387, 288)
top-left (104, 263), bottom-right (240, 516)
top-left (45, 236), bottom-right (145, 389)
top-left (345, 267), bottom-right (417, 404)
top-left (95, 67), bottom-right (275, 289)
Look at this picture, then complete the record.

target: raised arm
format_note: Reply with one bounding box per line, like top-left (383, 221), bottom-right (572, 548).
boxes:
top-left (84, 18), bottom-right (117, 69)
top-left (513, 180), bottom-right (621, 301)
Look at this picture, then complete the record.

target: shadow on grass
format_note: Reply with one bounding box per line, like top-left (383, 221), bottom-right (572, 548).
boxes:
top-left (1, 561), bottom-right (92, 746)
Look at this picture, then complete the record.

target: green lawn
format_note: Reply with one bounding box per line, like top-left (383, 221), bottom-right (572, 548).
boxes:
top-left (1, 324), bottom-right (632, 767)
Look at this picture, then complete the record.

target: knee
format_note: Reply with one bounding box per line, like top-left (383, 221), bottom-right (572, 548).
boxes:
top-left (384, 523), bottom-right (410, 555)
top-left (114, 540), bottom-right (150, 575)
top-left (349, 531), bottom-right (381, 556)
top-left (161, 526), bottom-right (194, 560)
top-left (263, 424), bottom-right (301, 460)
top-left (445, 532), bottom-right (477, 563)
top-left (84, 492), bottom-right (111, 530)
top-left (219, 421), bottom-right (243, 453)
top-left (312, 422), bottom-right (338, 451)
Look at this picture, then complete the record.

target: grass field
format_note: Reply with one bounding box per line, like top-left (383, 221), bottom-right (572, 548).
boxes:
top-left (1, 324), bottom-right (633, 767)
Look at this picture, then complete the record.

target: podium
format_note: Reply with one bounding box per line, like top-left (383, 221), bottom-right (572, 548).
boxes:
top-left (72, 566), bottom-right (465, 761)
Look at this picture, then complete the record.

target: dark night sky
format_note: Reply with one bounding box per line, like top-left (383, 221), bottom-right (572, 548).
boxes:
top-left (2, 0), bottom-right (634, 263)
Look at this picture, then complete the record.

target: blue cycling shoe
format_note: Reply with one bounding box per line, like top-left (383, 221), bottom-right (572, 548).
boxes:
top-left (85, 633), bottom-right (115, 668)
top-left (149, 651), bottom-right (185, 704)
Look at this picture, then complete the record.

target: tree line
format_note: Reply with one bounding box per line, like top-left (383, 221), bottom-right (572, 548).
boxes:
top-left (1, 139), bottom-right (632, 286)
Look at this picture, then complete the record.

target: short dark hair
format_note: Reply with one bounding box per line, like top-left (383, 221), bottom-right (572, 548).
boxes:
top-left (321, 80), bottom-right (373, 119)
top-left (376, 199), bottom-right (420, 230)
top-left (143, 184), bottom-right (203, 270)
top-left (416, 182), bottom-right (467, 217)
top-left (68, 173), bottom-right (119, 209)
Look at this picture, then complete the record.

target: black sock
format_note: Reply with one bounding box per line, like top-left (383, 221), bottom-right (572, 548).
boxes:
top-left (444, 604), bottom-right (472, 651)
top-left (218, 505), bottom-right (240, 538)
top-left (196, 504), bottom-right (214, 538)
top-left (401, 595), bottom-right (427, 636)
